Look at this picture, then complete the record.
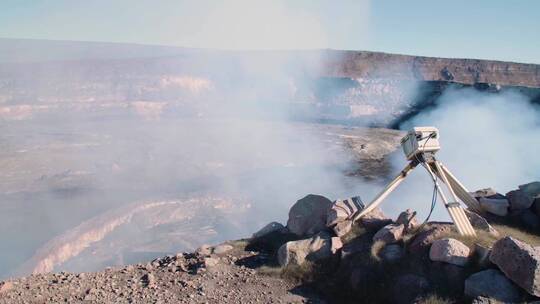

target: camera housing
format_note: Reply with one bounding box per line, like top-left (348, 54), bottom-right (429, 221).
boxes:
top-left (401, 126), bottom-right (440, 160)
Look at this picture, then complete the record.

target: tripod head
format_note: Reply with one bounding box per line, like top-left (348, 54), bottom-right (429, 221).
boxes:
top-left (401, 127), bottom-right (440, 161)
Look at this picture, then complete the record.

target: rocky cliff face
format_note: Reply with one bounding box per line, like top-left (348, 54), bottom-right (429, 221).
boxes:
top-left (322, 50), bottom-right (540, 88)
top-left (0, 42), bottom-right (539, 126)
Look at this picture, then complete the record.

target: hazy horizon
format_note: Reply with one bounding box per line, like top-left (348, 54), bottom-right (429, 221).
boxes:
top-left (1, 1), bottom-right (539, 64)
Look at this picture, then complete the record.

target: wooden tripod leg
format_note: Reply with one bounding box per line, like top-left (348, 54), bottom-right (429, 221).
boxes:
top-left (438, 163), bottom-right (482, 212)
top-left (433, 161), bottom-right (460, 202)
top-left (352, 162), bottom-right (417, 222)
top-left (428, 162), bottom-right (476, 236)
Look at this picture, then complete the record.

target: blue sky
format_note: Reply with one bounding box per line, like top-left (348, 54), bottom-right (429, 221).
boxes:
top-left (1, 0), bottom-right (539, 63)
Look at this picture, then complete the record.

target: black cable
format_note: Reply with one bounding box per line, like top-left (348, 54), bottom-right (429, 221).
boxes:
top-left (422, 132), bottom-right (438, 223)
top-left (425, 182), bottom-right (438, 222)
top-left (410, 131), bottom-right (439, 231)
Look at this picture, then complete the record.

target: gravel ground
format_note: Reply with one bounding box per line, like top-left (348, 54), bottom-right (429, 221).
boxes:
top-left (0, 241), bottom-right (325, 304)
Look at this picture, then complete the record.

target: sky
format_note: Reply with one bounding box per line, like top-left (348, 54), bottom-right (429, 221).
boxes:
top-left (0, 0), bottom-right (539, 64)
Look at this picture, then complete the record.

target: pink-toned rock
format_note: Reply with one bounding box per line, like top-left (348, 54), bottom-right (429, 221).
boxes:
top-left (326, 196), bottom-right (363, 227)
top-left (490, 236), bottom-right (540, 297)
top-left (429, 238), bottom-right (470, 266)
top-left (332, 220), bottom-right (353, 237)
top-left (396, 209), bottom-right (419, 232)
top-left (326, 197), bottom-right (363, 237)
top-left (409, 222), bottom-right (453, 254)
top-left (373, 224), bottom-right (404, 244)
top-left (277, 232), bottom-right (342, 266)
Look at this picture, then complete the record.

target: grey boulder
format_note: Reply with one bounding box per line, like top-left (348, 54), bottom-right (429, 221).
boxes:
top-left (479, 197), bottom-right (509, 216)
top-left (286, 194), bottom-right (333, 237)
top-left (534, 197), bottom-right (540, 218)
top-left (464, 209), bottom-right (499, 236)
top-left (391, 274), bottom-right (430, 304)
top-left (518, 209), bottom-right (540, 230)
top-left (507, 189), bottom-right (534, 211)
top-left (252, 221), bottom-right (288, 239)
top-left (464, 269), bottom-right (522, 303)
top-left (490, 236), bottom-right (540, 297)
top-left (519, 181), bottom-right (540, 199)
top-left (380, 244), bottom-right (403, 263)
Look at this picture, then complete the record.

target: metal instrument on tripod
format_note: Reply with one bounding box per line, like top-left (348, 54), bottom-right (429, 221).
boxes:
top-left (353, 127), bottom-right (480, 236)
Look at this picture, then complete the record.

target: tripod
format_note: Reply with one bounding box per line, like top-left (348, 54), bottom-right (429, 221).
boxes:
top-left (352, 152), bottom-right (481, 236)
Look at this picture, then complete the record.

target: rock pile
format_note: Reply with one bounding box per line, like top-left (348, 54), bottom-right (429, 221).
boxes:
top-left (473, 182), bottom-right (540, 230)
top-left (278, 194), bottom-right (346, 266)
top-left (263, 185), bottom-right (540, 302)
top-left (275, 194), bottom-right (408, 267)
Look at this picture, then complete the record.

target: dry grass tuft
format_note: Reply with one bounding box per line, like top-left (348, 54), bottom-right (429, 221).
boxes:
top-left (257, 266), bottom-right (282, 278)
top-left (280, 261), bottom-right (316, 283)
top-left (257, 262), bottom-right (317, 283)
top-left (416, 294), bottom-right (455, 304)
top-left (437, 230), bottom-right (498, 249)
top-left (370, 240), bottom-right (386, 262)
top-left (341, 224), bottom-right (367, 244)
top-left (492, 224), bottom-right (540, 246)
top-left (433, 223), bottom-right (540, 251)
top-left (230, 239), bottom-right (249, 250)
